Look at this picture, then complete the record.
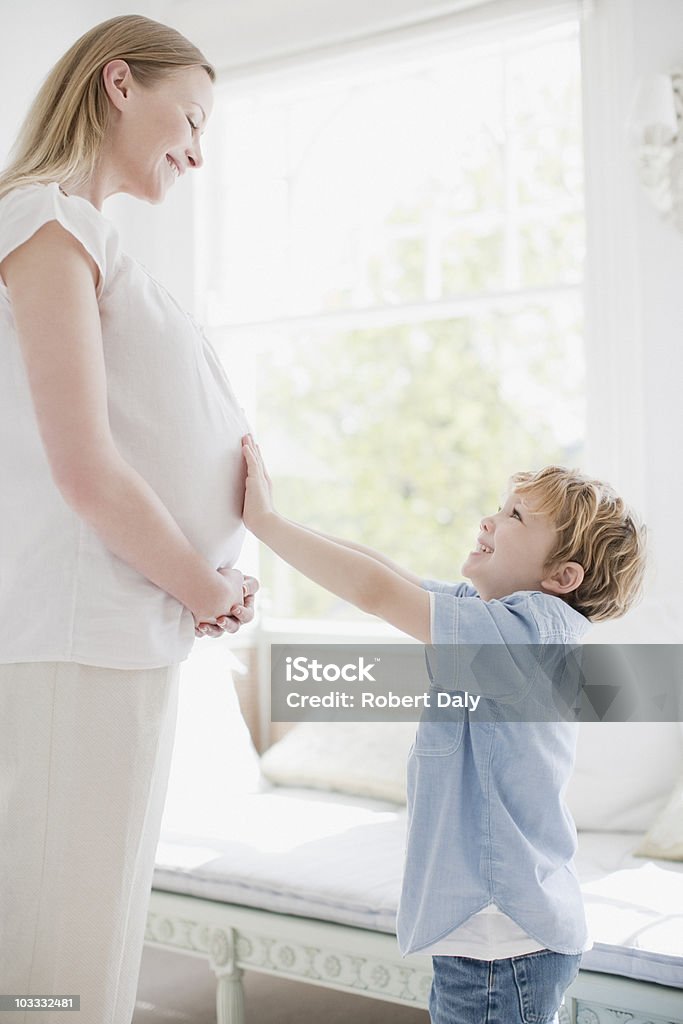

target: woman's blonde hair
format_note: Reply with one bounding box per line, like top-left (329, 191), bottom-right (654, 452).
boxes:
top-left (0, 15), bottom-right (215, 200)
top-left (510, 465), bottom-right (648, 622)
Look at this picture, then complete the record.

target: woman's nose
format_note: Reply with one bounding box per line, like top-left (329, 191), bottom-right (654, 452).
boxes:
top-left (186, 141), bottom-right (204, 170)
top-left (480, 514), bottom-right (494, 532)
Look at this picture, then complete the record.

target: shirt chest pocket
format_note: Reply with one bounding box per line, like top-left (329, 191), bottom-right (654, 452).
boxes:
top-left (413, 690), bottom-right (465, 755)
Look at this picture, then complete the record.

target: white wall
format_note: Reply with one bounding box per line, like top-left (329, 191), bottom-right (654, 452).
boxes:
top-left (631, 0), bottom-right (683, 605)
top-left (580, 0), bottom-right (683, 617)
top-left (0, 2), bottom-right (156, 163)
top-left (0, 0), bottom-right (196, 307)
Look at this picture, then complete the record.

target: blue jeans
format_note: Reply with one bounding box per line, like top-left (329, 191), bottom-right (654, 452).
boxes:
top-left (429, 949), bottom-right (582, 1024)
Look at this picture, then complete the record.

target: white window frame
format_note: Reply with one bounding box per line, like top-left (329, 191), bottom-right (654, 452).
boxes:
top-left (201, 21), bottom-right (594, 735)
top-left (179, 0), bottom-right (654, 726)
top-left (197, 5), bottom-right (590, 636)
top-left (579, 0), bottom-right (645, 514)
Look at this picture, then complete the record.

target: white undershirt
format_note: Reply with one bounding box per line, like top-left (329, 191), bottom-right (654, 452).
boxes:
top-left (419, 903), bottom-right (547, 960)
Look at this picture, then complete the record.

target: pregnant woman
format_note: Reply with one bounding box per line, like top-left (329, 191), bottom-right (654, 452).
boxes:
top-left (0, 16), bottom-right (256, 1023)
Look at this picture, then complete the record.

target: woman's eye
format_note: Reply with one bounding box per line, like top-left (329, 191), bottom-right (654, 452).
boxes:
top-left (187, 117), bottom-right (198, 131)
top-left (512, 509), bottom-right (522, 520)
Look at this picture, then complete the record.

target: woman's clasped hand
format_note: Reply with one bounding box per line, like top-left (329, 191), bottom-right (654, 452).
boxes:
top-left (193, 570), bottom-right (259, 638)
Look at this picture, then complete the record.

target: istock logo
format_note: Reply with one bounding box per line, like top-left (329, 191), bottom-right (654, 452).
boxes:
top-left (285, 656), bottom-right (377, 683)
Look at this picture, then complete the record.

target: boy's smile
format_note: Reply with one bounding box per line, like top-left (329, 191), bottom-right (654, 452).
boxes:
top-left (462, 489), bottom-right (573, 602)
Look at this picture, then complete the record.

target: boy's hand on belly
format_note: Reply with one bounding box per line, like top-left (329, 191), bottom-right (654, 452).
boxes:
top-left (242, 434), bottom-right (275, 536)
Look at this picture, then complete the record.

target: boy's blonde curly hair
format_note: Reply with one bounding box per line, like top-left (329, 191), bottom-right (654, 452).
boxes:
top-left (510, 466), bottom-right (647, 623)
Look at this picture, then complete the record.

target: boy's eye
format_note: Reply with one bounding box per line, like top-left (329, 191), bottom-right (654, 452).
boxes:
top-left (497, 504), bottom-right (521, 519)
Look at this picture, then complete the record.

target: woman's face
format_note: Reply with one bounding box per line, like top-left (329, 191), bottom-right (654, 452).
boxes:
top-left (102, 61), bottom-right (214, 204)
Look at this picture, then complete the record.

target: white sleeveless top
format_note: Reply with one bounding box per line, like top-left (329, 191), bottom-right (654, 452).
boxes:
top-left (0, 183), bottom-right (248, 669)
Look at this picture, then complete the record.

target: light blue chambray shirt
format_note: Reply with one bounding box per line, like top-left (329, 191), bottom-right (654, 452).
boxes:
top-left (396, 580), bottom-right (594, 957)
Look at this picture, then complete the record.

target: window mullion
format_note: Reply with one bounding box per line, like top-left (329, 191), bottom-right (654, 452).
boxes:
top-left (208, 283), bottom-right (582, 345)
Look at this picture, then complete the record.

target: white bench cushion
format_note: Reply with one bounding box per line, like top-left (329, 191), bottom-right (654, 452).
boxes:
top-left (154, 786), bottom-right (683, 988)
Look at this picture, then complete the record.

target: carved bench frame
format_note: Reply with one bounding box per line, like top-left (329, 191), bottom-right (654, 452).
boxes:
top-left (145, 890), bottom-right (683, 1024)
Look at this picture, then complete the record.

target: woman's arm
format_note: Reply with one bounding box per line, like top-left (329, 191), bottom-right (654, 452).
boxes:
top-left (242, 436), bottom-right (431, 643)
top-left (2, 221), bottom-right (243, 627)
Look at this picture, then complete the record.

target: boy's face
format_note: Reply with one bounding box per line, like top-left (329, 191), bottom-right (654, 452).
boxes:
top-left (461, 488), bottom-right (560, 601)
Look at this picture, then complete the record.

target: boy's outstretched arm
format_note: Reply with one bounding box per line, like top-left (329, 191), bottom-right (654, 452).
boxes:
top-left (242, 435), bottom-right (431, 643)
top-left (281, 521), bottom-right (424, 585)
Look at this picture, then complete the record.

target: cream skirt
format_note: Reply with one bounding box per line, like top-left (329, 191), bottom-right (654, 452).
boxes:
top-left (0, 660), bottom-right (180, 1024)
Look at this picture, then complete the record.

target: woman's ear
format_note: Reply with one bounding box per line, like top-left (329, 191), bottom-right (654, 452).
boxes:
top-left (541, 561), bottom-right (584, 596)
top-left (101, 59), bottom-right (133, 112)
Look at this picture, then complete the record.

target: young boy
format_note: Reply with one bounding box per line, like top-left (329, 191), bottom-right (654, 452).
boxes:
top-left (241, 434), bottom-right (647, 1024)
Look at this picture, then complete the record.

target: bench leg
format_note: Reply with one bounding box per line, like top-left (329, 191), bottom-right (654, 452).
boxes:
top-left (209, 927), bottom-right (245, 1024)
top-left (215, 969), bottom-right (246, 1024)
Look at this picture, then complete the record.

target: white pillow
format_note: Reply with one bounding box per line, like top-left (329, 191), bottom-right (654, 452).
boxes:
top-left (565, 722), bottom-right (683, 832)
top-left (260, 718), bottom-right (683, 828)
top-left (160, 638), bottom-right (265, 838)
top-left (633, 771), bottom-right (683, 860)
top-left (260, 721), bottom-right (417, 804)
top-left (633, 720), bottom-right (683, 859)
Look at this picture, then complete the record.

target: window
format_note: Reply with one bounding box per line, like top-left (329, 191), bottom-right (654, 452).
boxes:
top-left (196, 19), bottom-right (585, 622)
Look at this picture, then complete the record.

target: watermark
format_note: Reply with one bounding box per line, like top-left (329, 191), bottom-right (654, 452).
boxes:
top-left (285, 655), bottom-right (377, 683)
top-left (0, 995), bottom-right (80, 1011)
top-left (270, 644), bottom-right (683, 723)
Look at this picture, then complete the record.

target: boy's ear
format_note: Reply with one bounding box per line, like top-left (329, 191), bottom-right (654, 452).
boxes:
top-left (541, 561), bottom-right (584, 596)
